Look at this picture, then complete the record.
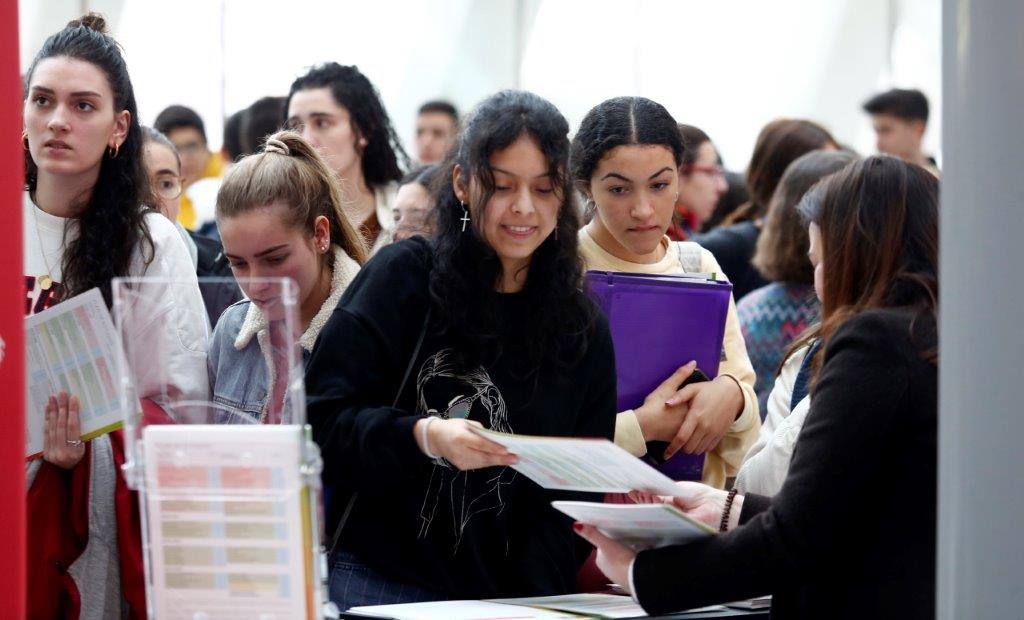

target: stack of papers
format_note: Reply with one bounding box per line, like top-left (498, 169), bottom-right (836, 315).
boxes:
top-left (143, 425), bottom-right (317, 619)
top-left (551, 502), bottom-right (714, 550)
top-left (349, 594), bottom-right (728, 619)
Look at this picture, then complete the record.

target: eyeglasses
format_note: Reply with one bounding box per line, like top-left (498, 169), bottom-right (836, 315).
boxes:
top-left (682, 164), bottom-right (726, 177)
top-left (152, 173), bottom-right (182, 201)
top-left (173, 140), bottom-right (206, 155)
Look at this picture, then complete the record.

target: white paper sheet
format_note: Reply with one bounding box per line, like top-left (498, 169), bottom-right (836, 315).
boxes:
top-left (551, 501), bottom-right (715, 551)
top-left (143, 425), bottom-right (315, 620)
top-left (24, 288), bottom-right (125, 458)
top-left (470, 428), bottom-right (679, 495)
top-left (348, 600), bottom-right (576, 620)
top-left (487, 593), bottom-right (648, 618)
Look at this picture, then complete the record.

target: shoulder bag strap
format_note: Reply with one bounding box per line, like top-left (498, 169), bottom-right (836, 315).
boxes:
top-left (327, 306), bottom-right (432, 557)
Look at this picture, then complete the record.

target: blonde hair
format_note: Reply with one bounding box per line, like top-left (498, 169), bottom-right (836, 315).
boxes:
top-left (216, 130), bottom-right (368, 266)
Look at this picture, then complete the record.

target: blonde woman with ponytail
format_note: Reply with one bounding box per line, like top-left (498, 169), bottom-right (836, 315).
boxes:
top-left (208, 130), bottom-right (367, 422)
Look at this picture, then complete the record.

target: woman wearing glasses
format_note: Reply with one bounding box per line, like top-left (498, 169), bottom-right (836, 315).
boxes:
top-left (142, 127), bottom-right (235, 280)
top-left (669, 125), bottom-right (728, 241)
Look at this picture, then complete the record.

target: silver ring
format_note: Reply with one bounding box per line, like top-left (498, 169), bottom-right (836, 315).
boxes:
top-left (66, 439), bottom-right (84, 447)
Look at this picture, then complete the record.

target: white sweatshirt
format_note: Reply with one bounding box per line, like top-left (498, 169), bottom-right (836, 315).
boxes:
top-left (734, 344), bottom-right (811, 496)
top-left (23, 191), bottom-right (209, 403)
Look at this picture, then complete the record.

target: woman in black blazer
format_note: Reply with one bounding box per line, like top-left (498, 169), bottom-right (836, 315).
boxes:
top-left (576, 155), bottom-right (939, 619)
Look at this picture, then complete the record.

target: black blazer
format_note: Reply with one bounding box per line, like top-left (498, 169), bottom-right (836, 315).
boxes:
top-left (633, 308), bottom-right (938, 619)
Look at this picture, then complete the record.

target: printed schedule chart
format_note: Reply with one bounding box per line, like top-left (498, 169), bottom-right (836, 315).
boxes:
top-left (143, 425), bottom-right (316, 620)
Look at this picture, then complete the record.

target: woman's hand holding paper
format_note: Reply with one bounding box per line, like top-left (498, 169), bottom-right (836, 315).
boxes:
top-left (415, 418), bottom-right (520, 471)
top-left (43, 391), bottom-right (85, 470)
top-left (629, 482), bottom-right (744, 532)
top-left (573, 522), bottom-right (637, 593)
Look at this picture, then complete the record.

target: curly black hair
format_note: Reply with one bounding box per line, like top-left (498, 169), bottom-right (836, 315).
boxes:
top-left (430, 90), bottom-right (596, 375)
top-left (24, 13), bottom-right (154, 307)
top-left (286, 63), bottom-right (408, 187)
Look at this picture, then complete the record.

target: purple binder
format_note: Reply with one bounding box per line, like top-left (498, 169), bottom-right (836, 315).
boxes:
top-left (587, 270), bottom-right (733, 481)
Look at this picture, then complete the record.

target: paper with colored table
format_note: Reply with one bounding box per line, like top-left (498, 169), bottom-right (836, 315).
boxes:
top-left (469, 427), bottom-right (680, 496)
top-left (142, 424), bottom-right (318, 620)
top-left (24, 287), bottom-right (126, 459)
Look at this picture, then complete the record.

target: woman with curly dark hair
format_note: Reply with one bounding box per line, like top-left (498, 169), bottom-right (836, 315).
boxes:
top-left (305, 90), bottom-right (616, 609)
top-left (23, 14), bottom-right (207, 618)
top-left (286, 62), bottom-right (409, 254)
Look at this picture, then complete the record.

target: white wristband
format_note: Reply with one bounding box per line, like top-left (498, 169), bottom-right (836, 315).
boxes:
top-left (420, 416), bottom-right (441, 459)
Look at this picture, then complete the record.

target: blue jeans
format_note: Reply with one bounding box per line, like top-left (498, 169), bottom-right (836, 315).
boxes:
top-left (329, 550), bottom-right (443, 610)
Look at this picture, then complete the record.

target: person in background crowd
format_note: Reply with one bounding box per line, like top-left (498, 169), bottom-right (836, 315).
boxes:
top-left (577, 155), bottom-right (940, 620)
top-left (208, 130), bottom-right (366, 424)
top-left (221, 108), bottom-right (245, 165)
top-left (701, 170), bottom-right (749, 233)
top-left (572, 96), bottom-right (760, 489)
top-left (737, 149), bottom-right (857, 417)
top-left (669, 124), bottom-right (728, 241)
top-left (286, 63), bottom-right (408, 254)
top-left (414, 99), bottom-right (460, 164)
top-left (693, 119), bottom-right (838, 300)
top-left (862, 87), bottom-right (939, 175)
top-left (23, 14), bottom-right (208, 618)
top-left (391, 164), bottom-right (441, 243)
top-left (142, 126), bottom-right (242, 323)
top-left (306, 90), bottom-right (616, 608)
top-left (239, 95), bottom-right (287, 157)
top-left (154, 104), bottom-right (224, 232)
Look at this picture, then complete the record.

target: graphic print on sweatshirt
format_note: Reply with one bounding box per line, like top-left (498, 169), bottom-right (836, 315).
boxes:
top-left (415, 348), bottom-right (516, 552)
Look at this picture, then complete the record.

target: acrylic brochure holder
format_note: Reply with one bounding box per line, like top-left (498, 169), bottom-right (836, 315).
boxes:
top-left (586, 271), bottom-right (733, 481)
top-left (112, 276), bottom-right (336, 620)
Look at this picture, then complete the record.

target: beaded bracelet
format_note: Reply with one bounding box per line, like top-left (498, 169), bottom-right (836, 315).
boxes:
top-left (719, 488), bottom-right (739, 532)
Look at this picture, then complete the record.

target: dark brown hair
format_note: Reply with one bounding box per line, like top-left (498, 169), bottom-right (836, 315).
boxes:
top-left (216, 130), bottom-right (367, 267)
top-left (677, 124), bottom-right (713, 169)
top-left (24, 13), bottom-right (155, 306)
top-left (726, 118), bottom-right (837, 224)
top-left (792, 155), bottom-right (939, 383)
top-left (753, 150), bottom-right (858, 284)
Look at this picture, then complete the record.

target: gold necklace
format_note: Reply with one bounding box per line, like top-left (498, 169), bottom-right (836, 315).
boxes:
top-left (30, 204), bottom-right (59, 290)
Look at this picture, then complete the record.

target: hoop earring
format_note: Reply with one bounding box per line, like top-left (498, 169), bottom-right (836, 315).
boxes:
top-left (107, 143), bottom-right (120, 159)
top-left (22, 131), bottom-right (29, 151)
top-left (460, 202), bottom-right (470, 232)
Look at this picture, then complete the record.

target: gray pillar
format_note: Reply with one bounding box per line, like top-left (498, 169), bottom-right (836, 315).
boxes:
top-left (938, 0), bottom-right (1024, 617)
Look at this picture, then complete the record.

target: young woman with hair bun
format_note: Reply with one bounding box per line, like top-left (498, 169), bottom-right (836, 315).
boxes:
top-left (208, 130), bottom-right (367, 423)
top-left (23, 13), bottom-right (207, 617)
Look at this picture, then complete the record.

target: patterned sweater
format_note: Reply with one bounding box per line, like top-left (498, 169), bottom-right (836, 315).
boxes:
top-left (737, 282), bottom-right (820, 418)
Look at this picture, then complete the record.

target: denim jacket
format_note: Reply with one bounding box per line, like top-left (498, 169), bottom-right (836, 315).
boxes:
top-left (207, 248), bottom-right (360, 422)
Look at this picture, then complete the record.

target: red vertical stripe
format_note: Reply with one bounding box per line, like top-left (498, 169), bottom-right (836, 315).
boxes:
top-left (0, 2), bottom-right (25, 616)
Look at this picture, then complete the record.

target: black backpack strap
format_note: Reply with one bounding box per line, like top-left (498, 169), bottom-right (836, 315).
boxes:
top-left (327, 307), bottom-right (432, 557)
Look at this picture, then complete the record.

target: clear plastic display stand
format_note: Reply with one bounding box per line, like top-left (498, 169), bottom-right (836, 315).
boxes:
top-left (112, 276), bottom-right (337, 620)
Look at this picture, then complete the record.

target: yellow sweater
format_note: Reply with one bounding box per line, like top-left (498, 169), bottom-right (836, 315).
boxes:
top-left (178, 152), bottom-right (225, 231)
top-left (578, 227), bottom-right (761, 489)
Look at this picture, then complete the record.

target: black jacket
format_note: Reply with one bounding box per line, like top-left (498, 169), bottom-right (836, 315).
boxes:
top-left (633, 308), bottom-right (938, 619)
top-left (306, 237), bottom-right (617, 598)
top-left (692, 221), bottom-right (766, 301)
